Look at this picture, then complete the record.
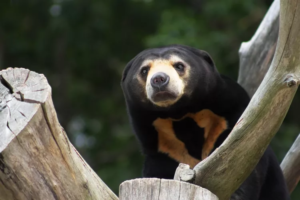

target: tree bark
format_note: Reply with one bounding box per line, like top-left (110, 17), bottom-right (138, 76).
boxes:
top-left (119, 178), bottom-right (218, 200)
top-left (238, 0), bottom-right (300, 193)
top-left (0, 68), bottom-right (118, 200)
top-left (238, 0), bottom-right (279, 97)
top-left (281, 134), bottom-right (300, 193)
top-left (176, 0), bottom-right (300, 199)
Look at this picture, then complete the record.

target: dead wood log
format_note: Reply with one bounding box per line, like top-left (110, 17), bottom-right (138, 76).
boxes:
top-left (0, 68), bottom-right (118, 200)
top-left (174, 0), bottom-right (300, 199)
top-left (119, 178), bottom-right (218, 200)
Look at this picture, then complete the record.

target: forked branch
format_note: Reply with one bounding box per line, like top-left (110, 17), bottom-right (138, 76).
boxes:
top-left (177, 0), bottom-right (300, 199)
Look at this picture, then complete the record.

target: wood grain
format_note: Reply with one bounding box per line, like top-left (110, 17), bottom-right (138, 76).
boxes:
top-left (119, 178), bottom-right (218, 200)
top-left (0, 68), bottom-right (118, 200)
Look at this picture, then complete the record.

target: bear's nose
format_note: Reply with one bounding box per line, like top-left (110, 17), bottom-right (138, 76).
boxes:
top-left (151, 72), bottom-right (170, 88)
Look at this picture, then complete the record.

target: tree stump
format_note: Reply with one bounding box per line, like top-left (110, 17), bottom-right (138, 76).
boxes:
top-left (0, 68), bottom-right (118, 200)
top-left (119, 178), bottom-right (218, 200)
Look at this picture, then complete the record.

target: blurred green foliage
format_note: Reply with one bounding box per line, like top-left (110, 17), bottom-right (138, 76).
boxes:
top-left (0, 0), bottom-right (299, 198)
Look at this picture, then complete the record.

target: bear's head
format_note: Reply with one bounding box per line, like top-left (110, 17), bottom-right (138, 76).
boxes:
top-left (121, 45), bottom-right (220, 110)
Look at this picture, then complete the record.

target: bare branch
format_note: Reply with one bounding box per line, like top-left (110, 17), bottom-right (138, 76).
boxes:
top-left (281, 134), bottom-right (300, 193)
top-left (189, 0), bottom-right (300, 199)
top-left (238, 0), bottom-right (279, 97)
top-left (237, 0), bottom-right (300, 193)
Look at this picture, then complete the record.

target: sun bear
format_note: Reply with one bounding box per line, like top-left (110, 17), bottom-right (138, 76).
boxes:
top-left (121, 44), bottom-right (289, 199)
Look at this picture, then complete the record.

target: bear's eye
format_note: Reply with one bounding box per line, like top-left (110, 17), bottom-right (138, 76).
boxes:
top-left (173, 62), bottom-right (185, 72)
top-left (140, 66), bottom-right (150, 76)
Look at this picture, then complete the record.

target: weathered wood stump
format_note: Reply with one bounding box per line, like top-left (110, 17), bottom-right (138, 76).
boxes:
top-left (0, 68), bottom-right (118, 200)
top-left (119, 178), bottom-right (218, 200)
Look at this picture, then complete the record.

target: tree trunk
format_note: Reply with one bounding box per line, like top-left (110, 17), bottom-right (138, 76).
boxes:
top-left (238, 0), bottom-right (279, 97)
top-left (175, 0), bottom-right (300, 199)
top-left (238, 0), bottom-right (300, 193)
top-left (119, 178), bottom-right (218, 200)
top-left (0, 68), bottom-right (118, 200)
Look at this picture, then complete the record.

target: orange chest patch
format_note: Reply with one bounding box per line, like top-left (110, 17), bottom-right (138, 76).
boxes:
top-left (152, 109), bottom-right (227, 168)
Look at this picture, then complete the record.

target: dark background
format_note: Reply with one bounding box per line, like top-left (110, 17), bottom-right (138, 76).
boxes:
top-left (1, 0), bottom-right (299, 198)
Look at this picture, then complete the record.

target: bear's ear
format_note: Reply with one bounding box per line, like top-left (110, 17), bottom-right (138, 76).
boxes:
top-left (197, 50), bottom-right (215, 68)
top-left (121, 58), bottom-right (135, 82)
top-left (180, 45), bottom-right (215, 69)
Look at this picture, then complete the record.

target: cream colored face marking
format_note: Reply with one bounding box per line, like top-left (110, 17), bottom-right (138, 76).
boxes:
top-left (139, 55), bottom-right (190, 107)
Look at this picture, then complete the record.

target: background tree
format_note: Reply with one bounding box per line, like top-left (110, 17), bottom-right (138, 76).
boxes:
top-left (0, 0), bottom-right (299, 198)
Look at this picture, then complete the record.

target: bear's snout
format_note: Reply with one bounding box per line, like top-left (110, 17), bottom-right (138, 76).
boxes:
top-left (151, 72), bottom-right (169, 89)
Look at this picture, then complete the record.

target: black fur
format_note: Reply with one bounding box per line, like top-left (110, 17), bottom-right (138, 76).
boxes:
top-left (121, 44), bottom-right (289, 199)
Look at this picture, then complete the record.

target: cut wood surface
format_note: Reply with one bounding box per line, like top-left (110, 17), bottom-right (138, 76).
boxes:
top-left (186, 0), bottom-right (300, 199)
top-left (0, 68), bottom-right (118, 200)
top-left (281, 134), bottom-right (300, 193)
top-left (119, 178), bottom-right (218, 200)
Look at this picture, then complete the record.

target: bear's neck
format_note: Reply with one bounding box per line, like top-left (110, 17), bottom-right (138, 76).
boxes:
top-left (204, 75), bottom-right (250, 118)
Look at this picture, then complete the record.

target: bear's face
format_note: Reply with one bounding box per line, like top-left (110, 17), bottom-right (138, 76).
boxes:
top-left (140, 54), bottom-right (189, 107)
top-left (122, 45), bottom-right (219, 110)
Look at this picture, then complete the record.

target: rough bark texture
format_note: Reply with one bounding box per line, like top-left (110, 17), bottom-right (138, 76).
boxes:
top-left (238, 0), bottom-right (300, 193)
top-left (189, 0), bottom-right (300, 199)
top-left (281, 134), bottom-right (300, 193)
top-left (0, 68), bottom-right (118, 200)
top-left (119, 178), bottom-right (218, 200)
top-left (238, 0), bottom-right (280, 97)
